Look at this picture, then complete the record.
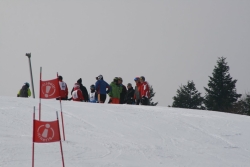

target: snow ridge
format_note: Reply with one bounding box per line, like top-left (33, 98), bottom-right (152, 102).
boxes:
top-left (0, 96), bottom-right (250, 167)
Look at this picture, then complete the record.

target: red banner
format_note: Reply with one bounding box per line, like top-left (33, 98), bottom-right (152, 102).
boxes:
top-left (33, 120), bottom-right (60, 143)
top-left (40, 79), bottom-right (60, 99)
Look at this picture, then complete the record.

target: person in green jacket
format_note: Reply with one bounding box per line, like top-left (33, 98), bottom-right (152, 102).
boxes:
top-left (108, 77), bottom-right (122, 104)
top-left (17, 82), bottom-right (31, 98)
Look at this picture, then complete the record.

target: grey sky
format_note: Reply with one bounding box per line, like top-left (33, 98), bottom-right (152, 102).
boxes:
top-left (1, 0), bottom-right (250, 106)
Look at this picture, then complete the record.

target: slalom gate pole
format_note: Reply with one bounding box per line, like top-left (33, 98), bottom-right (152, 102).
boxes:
top-left (57, 111), bottom-right (65, 167)
top-left (60, 105), bottom-right (66, 141)
top-left (32, 106), bottom-right (35, 167)
top-left (57, 72), bottom-right (65, 141)
top-left (39, 67), bottom-right (42, 120)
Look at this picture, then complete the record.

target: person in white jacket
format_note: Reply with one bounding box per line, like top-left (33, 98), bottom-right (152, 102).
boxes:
top-left (89, 85), bottom-right (98, 103)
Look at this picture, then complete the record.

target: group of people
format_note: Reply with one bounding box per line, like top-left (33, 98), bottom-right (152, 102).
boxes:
top-left (17, 75), bottom-right (151, 105)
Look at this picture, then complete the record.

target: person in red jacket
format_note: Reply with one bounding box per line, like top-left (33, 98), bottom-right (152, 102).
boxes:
top-left (134, 77), bottom-right (142, 105)
top-left (72, 83), bottom-right (84, 102)
top-left (57, 75), bottom-right (68, 100)
top-left (139, 76), bottom-right (150, 105)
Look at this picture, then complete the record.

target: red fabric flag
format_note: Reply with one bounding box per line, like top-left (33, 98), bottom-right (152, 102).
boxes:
top-left (40, 79), bottom-right (60, 99)
top-left (33, 120), bottom-right (60, 143)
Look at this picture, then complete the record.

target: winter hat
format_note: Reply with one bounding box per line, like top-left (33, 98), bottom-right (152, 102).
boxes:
top-left (127, 83), bottom-right (132, 87)
top-left (113, 77), bottom-right (118, 82)
top-left (77, 78), bottom-right (82, 84)
top-left (58, 76), bottom-right (63, 80)
top-left (118, 77), bottom-right (123, 81)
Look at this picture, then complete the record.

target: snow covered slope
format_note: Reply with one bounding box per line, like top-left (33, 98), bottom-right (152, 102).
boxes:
top-left (0, 96), bottom-right (249, 167)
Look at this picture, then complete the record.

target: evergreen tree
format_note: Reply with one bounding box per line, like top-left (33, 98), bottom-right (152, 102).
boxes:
top-left (204, 57), bottom-right (241, 112)
top-left (149, 85), bottom-right (158, 106)
top-left (234, 93), bottom-right (250, 115)
top-left (245, 94), bottom-right (250, 115)
top-left (172, 80), bottom-right (204, 109)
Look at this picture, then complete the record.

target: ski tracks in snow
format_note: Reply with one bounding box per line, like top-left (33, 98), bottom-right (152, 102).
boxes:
top-left (1, 97), bottom-right (250, 167)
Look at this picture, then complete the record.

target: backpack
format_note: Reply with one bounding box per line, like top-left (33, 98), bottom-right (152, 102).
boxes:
top-left (20, 85), bottom-right (28, 97)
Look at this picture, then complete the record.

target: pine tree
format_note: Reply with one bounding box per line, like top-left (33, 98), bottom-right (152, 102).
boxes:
top-left (204, 57), bottom-right (241, 112)
top-left (234, 93), bottom-right (250, 115)
top-left (245, 95), bottom-right (250, 115)
top-left (149, 85), bottom-right (158, 106)
top-left (172, 80), bottom-right (204, 109)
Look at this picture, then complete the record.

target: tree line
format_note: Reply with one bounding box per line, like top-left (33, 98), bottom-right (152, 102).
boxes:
top-left (170, 57), bottom-right (250, 116)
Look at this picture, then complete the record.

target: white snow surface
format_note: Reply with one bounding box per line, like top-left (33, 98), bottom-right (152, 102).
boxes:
top-left (0, 96), bottom-right (250, 167)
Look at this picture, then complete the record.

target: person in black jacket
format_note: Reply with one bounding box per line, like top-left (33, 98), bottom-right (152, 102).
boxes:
top-left (71, 78), bottom-right (89, 102)
top-left (17, 82), bottom-right (31, 98)
top-left (124, 83), bottom-right (135, 104)
top-left (118, 77), bottom-right (127, 104)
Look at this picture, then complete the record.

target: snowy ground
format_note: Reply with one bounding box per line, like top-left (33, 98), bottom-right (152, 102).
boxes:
top-left (0, 96), bottom-right (250, 167)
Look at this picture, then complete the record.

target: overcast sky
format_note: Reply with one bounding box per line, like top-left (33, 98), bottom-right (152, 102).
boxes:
top-left (1, 0), bottom-right (250, 106)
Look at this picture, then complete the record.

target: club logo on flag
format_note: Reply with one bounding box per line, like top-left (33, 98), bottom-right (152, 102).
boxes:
top-left (41, 82), bottom-right (56, 98)
top-left (37, 123), bottom-right (55, 142)
top-left (40, 79), bottom-right (60, 99)
top-left (34, 120), bottom-right (60, 143)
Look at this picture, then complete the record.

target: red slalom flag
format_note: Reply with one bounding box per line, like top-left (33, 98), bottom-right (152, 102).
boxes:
top-left (40, 78), bottom-right (60, 99)
top-left (33, 120), bottom-right (60, 143)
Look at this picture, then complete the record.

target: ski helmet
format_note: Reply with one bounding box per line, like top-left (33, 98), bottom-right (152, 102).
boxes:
top-left (134, 77), bottom-right (139, 81)
top-left (97, 75), bottom-right (103, 80)
top-left (25, 82), bottom-right (30, 87)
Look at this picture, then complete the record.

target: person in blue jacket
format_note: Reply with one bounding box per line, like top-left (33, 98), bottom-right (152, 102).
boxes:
top-left (95, 75), bottom-right (111, 103)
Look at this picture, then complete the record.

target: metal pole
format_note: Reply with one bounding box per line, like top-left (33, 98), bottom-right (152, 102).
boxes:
top-left (26, 53), bottom-right (35, 98)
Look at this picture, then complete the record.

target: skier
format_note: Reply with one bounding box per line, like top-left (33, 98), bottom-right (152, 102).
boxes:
top-left (139, 76), bottom-right (150, 105)
top-left (118, 77), bottom-right (127, 104)
top-left (71, 78), bottom-right (89, 102)
top-left (89, 84), bottom-right (98, 103)
top-left (72, 83), bottom-right (84, 102)
top-left (95, 75), bottom-right (111, 103)
top-left (57, 76), bottom-right (68, 100)
top-left (124, 83), bottom-right (135, 104)
top-left (17, 82), bottom-right (31, 98)
top-left (134, 77), bottom-right (141, 105)
top-left (108, 77), bottom-right (122, 104)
